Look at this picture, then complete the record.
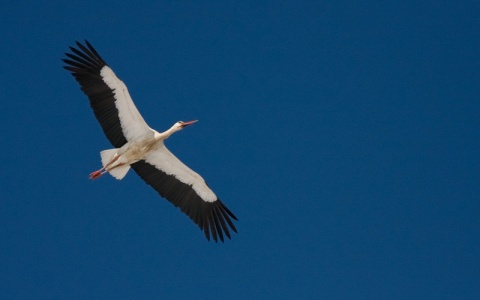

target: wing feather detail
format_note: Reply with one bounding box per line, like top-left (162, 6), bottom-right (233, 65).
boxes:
top-left (63, 40), bottom-right (151, 147)
top-left (131, 145), bottom-right (238, 242)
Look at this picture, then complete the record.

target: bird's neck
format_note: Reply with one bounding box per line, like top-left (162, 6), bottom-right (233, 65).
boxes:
top-left (156, 125), bottom-right (179, 141)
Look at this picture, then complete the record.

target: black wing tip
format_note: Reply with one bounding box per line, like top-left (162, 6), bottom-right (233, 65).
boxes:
top-left (202, 200), bottom-right (238, 243)
top-left (130, 161), bottom-right (238, 243)
top-left (62, 39), bottom-right (108, 71)
top-left (220, 200), bottom-right (238, 221)
top-left (83, 39), bottom-right (93, 48)
top-left (73, 39), bottom-right (92, 50)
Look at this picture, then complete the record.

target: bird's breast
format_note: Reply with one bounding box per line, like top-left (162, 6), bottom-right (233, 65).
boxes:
top-left (120, 138), bottom-right (159, 163)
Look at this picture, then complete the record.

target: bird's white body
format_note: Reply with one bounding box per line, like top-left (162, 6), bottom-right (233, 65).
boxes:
top-left (100, 133), bottom-right (159, 180)
top-left (63, 41), bottom-right (235, 241)
top-left (98, 123), bottom-right (216, 202)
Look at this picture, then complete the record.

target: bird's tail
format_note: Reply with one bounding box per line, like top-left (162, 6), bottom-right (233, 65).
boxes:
top-left (100, 149), bottom-right (130, 180)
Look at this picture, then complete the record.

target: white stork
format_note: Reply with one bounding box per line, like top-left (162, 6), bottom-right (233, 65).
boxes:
top-left (63, 40), bottom-right (237, 242)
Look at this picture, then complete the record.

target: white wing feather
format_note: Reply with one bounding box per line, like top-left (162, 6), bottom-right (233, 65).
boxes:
top-left (100, 66), bottom-right (152, 141)
top-left (144, 144), bottom-right (217, 202)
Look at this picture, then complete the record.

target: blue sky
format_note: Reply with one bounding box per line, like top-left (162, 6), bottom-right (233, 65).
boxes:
top-left (1, 1), bottom-right (479, 299)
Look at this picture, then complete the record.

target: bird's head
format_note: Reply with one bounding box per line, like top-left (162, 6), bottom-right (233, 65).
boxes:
top-left (173, 120), bottom-right (198, 131)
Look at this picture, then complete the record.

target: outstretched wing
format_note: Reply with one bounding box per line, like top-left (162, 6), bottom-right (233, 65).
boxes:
top-left (131, 144), bottom-right (238, 242)
top-left (63, 40), bottom-right (151, 147)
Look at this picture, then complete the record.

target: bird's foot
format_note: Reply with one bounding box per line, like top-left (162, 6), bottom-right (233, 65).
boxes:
top-left (89, 170), bottom-right (105, 180)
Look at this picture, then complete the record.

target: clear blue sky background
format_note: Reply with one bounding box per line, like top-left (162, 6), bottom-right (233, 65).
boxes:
top-left (1, 1), bottom-right (479, 299)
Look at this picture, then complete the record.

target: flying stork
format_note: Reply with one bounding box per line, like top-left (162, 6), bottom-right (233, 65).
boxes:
top-left (63, 40), bottom-right (237, 242)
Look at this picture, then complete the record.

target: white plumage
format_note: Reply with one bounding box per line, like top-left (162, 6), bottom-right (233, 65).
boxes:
top-left (63, 40), bottom-right (237, 242)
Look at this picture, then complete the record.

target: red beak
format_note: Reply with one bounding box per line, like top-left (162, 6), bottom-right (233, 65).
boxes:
top-left (181, 120), bottom-right (198, 127)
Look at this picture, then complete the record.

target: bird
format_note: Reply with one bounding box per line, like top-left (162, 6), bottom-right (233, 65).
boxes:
top-left (62, 40), bottom-right (237, 242)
